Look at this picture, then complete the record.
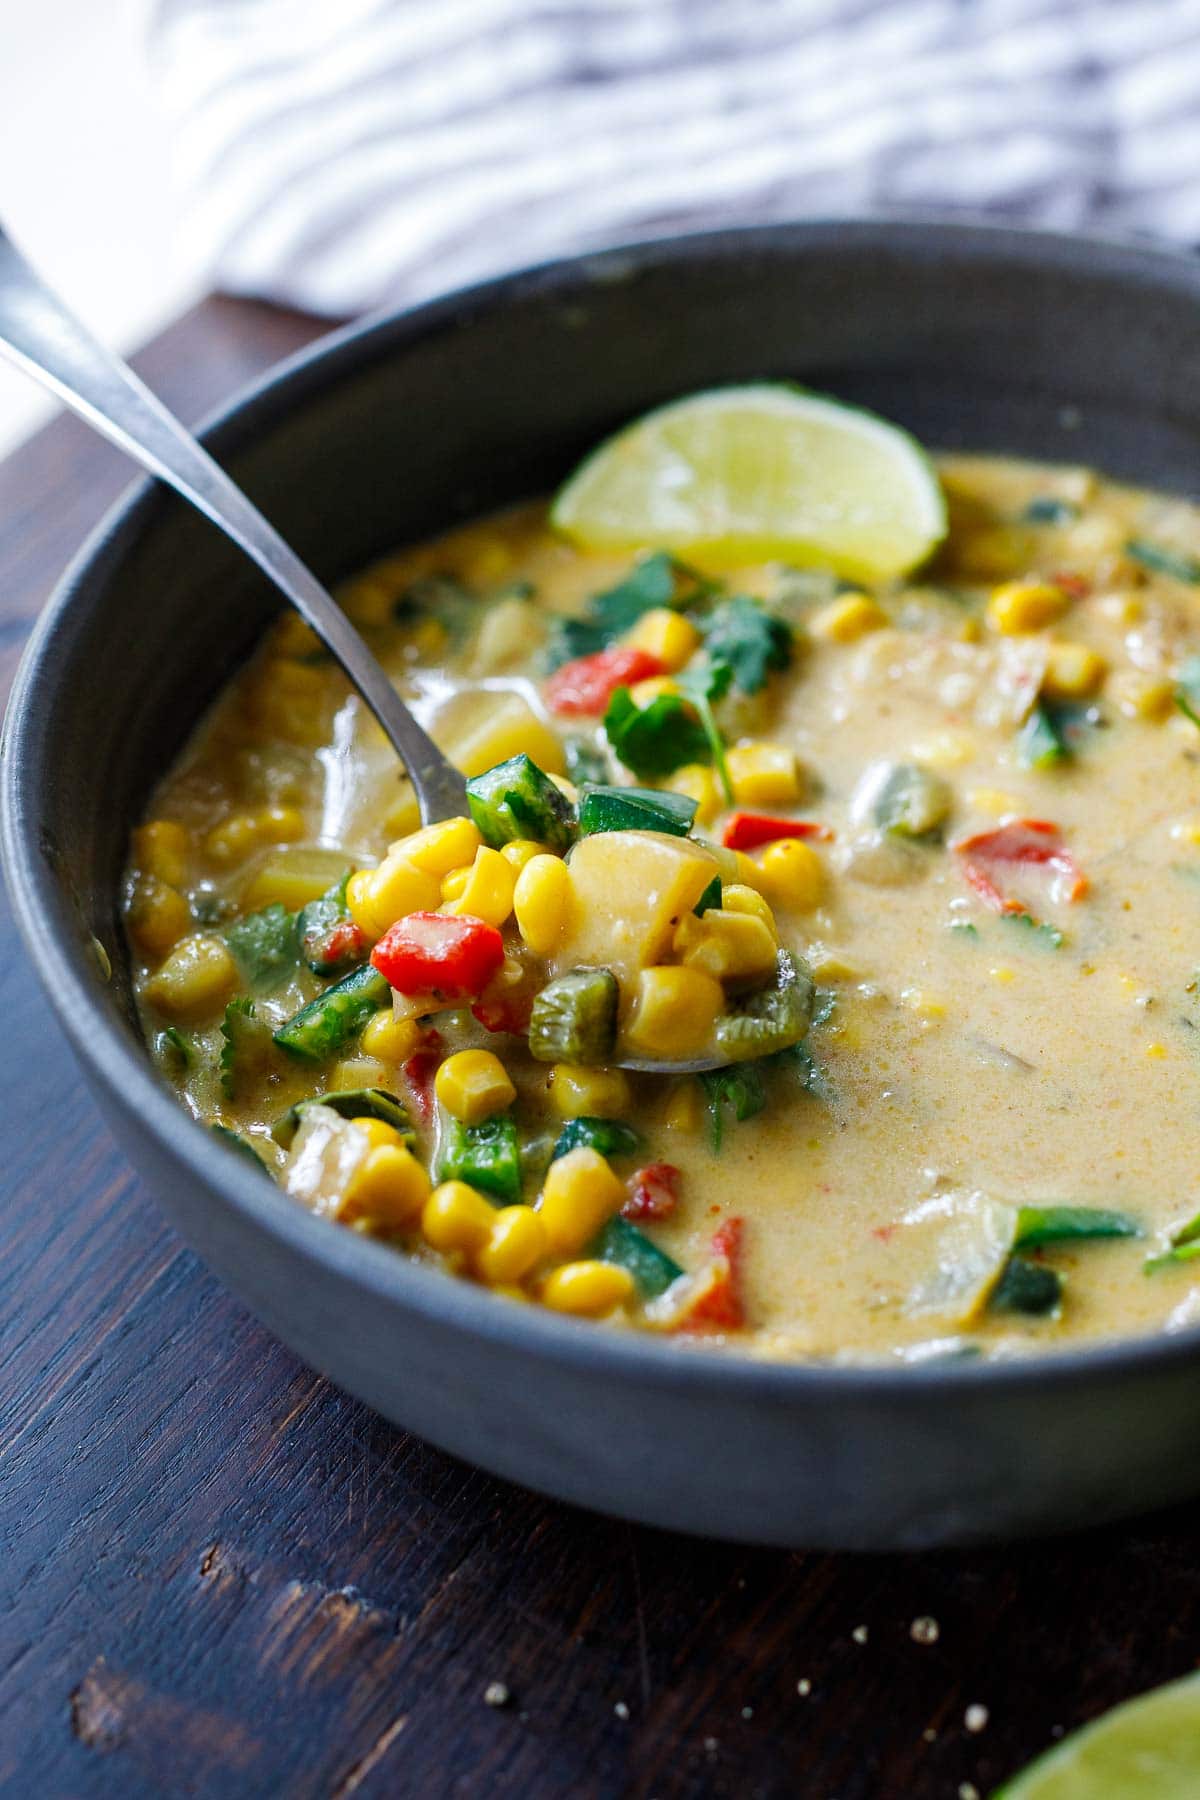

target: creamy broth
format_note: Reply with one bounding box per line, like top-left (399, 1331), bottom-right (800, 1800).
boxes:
top-left (124, 454), bottom-right (1200, 1361)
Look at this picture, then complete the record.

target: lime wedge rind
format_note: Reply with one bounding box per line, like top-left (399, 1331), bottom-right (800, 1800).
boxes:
top-left (551, 382), bottom-right (947, 584)
top-left (996, 1669), bottom-right (1200, 1799)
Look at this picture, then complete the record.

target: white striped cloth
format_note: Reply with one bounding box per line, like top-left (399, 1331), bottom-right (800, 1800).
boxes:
top-left (147, 0), bottom-right (1200, 318)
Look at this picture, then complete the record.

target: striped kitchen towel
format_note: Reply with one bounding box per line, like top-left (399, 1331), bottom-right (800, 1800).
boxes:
top-left (147, 0), bottom-right (1200, 317)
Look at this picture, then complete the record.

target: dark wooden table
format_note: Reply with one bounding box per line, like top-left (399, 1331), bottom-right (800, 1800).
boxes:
top-left (3, 298), bottom-right (1199, 1800)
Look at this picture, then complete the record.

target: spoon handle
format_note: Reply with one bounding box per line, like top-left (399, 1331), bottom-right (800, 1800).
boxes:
top-left (0, 225), bottom-right (468, 825)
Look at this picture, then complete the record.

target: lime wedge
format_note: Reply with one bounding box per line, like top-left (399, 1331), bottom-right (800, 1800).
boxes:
top-left (996, 1671), bottom-right (1200, 1799)
top-left (551, 384), bottom-right (946, 583)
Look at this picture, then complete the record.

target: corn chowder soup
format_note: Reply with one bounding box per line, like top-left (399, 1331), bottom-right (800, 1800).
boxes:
top-left (125, 452), bottom-right (1200, 1362)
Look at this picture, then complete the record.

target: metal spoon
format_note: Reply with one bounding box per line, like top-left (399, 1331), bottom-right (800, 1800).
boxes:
top-left (0, 223), bottom-right (468, 825)
top-left (0, 225), bottom-right (748, 1075)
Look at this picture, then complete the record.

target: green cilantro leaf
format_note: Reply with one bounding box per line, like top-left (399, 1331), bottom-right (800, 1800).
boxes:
top-left (602, 686), bottom-right (711, 778)
top-left (701, 595), bottom-right (793, 694)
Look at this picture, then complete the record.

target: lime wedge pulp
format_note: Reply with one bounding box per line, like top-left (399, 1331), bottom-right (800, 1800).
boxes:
top-left (996, 1670), bottom-right (1200, 1799)
top-left (550, 383), bottom-right (947, 584)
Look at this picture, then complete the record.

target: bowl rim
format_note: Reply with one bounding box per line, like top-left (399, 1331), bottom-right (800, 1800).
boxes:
top-left (8, 211), bottom-right (1200, 1403)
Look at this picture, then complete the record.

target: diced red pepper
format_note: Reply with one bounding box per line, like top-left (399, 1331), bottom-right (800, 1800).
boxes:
top-left (403, 1031), bottom-right (442, 1125)
top-left (674, 1217), bottom-right (746, 1332)
top-left (325, 919), bottom-right (367, 963)
top-left (371, 911), bottom-right (505, 999)
top-left (1050, 571), bottom-right (1091, 600)
top-left (622, 1162), bottom-right (681, 1222)
top-left (544, 646), bottom-right (667, 716)
top-left (722, 812), bottom-right (834, 851)
top-left (952, 819), bottom-right (1088, 913)
top-left (472, 983), bottom-right (535, 1036)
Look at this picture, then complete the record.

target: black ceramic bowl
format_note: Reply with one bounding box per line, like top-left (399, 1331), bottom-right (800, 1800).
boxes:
top-left (8, 219), bottom-right (1200, 1549)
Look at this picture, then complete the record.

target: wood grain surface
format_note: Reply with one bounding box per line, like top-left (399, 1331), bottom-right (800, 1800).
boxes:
top-left (2, 296), bottom-right (1199, 1800)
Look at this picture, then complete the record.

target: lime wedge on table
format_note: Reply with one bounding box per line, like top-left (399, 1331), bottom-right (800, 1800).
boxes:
top-left (551, 384), bottom-right (946, 583)
top-left (996, 1670), bottom-right (1200, 1799)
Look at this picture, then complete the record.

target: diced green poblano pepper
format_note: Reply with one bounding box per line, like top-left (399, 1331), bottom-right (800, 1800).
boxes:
top-left (273, 964), bottom-right (391, 1062)
top-left (438, 1114), bottom-right (522, 1204)
top-left (551, 1116), bottom-right (643, 1162)
top-left (1013, 1205), bottom-right (1140, 1248)
top-left (466, 754), bottom-right (576, 855)
top-left (272, 1087), bottom-right (414, 1148)
top-left (694, 875), bottom-right (722, 916)
top-left (219, 997), bottom-right (278, 1100)
top-left (577, 784), bottom-right (697, 838)
top-left (210, 1122), bottom-right (270, 1172)
top-left (991, 1255), bottom-right (1063, 1316)
top-left (713, 951), bottom-right (815, 1061)
top-left (699, 1061), bottom-right (766, 1152)
top-left (872, 763), bottom-right (952, 839)
top-left (590, 1214), bottom-right (683, 1299)
top-left (529, 967), bottom-right (619, 1065)
top-left (1126, 538), bottom-right (1200, 584)
top-left (1017, 700), bottom-right (1070, 770)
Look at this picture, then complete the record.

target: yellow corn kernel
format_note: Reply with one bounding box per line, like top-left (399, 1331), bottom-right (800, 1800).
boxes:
top-left (270, 611), bottom-right (323, 658)
top-left (392, 815), bottom-right (482, 877)
top-left (357, 1118), bottom-right (406, 1151)
top-left (249, 658), bottom-right (331, 743)
top-left (900, 988), bottom-right (946, 1023)
top-left (444, 846), bottom-right (515, 928)
top-left (548, 1065), bottom-right (632, 1119)
top-left (968, 788), bottom-right (1023, 818)
top-left (986, 580), bottom-right (1070, 635)
top-left (500, 838), bottom-right (545, 872)
top-left (719, 882), bottom-right (778, 934)
top-left (360, 1010), bottom-right (422, 1063)
top-left (910, 729), bottom-right (976, 770)
top-left (342, 1143), bottom-right (431, 1227)
top-left (143, 933), bottom-right (238, 1020)
top-left (541, 1260), bottom-right (635, 1317)
top-left (337, 572), bottom-right (396, 627)
top-left (806, 949), bottom-right (858, 982)
top-left (727, 743), bottom-right (801, 806)
top-left (1169, 816), bottom-right (1200, 847)
top-left (1096, 590), bottom-right (1144, 627)
top-left (346, 856), bottom-right (442, 939)
top-left (956, 616), bottom-right (984, 645)
top-left (1146, 1042), bottom-right (1168, 1059)
top-left (537, 1148), bottom-right (627, 1255)
top-left (330, 1057), bottom-right (391, 1093)
top-left (1110, 671), bottom-right (1175, 721)
top-left (459, 537), bottom-right (512, 587)
top-left (435, 1048), bottom-right (517, 1123)
top-left (477, 1206), bottom-right (547, 1285)
top-left (731, 850), bottom-right (768, 892)
top-left (133, 819), bottom-right (190, 887)
top-left (629, 675), bottom-right (681, 708)
top-left (757, 839), bottom-right (824, 911)
top-left (1042, 641), bottom-right (1107, 700)
top-left (675, 909), bottom-right (778, 981)
top-left (205, 805), bottom-right (306, 865)
top-left (421, 1180), bottom-right (497, 1256)
top-left (810, 593), bottom-right (888, 642)
top-left (989, 965), bottom-right (1016, 984)
top-left (513, 853), bottom-right (573, 955)
top-left (440, 865), bottom-right (473, 903)
top-left (662, 1081), bottom-right (704, 1134)
top-left (664, 763), bottom-right (721, 827)
top-left (624, 607), bottom-right (702, 671)
top-left (127, 877), bottom-right (191, 958)
top-left (624, 965), bottom-right (725, 1059)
